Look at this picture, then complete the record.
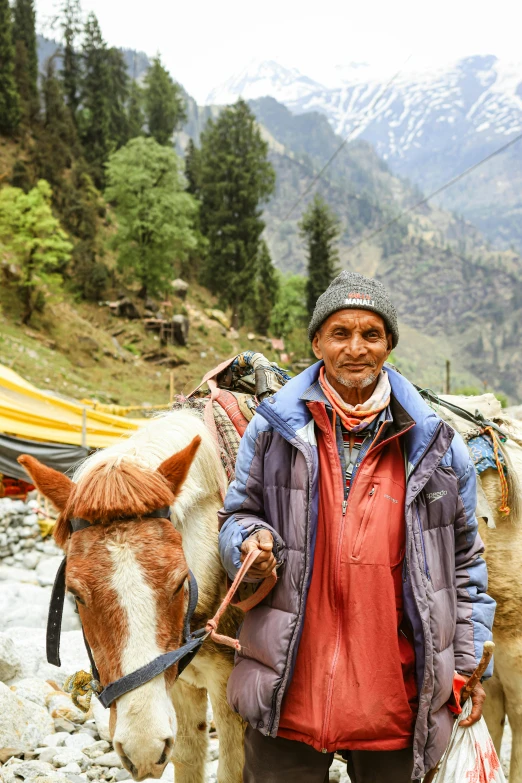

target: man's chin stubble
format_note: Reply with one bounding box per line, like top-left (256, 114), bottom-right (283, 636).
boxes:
top-left (335, 371), bottom-right (377, 389)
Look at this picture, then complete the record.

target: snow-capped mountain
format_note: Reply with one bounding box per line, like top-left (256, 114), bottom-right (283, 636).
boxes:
top-left (206, 59), bottom-right (324, 106)
top-left (208, 55), bottom-right (522, 252)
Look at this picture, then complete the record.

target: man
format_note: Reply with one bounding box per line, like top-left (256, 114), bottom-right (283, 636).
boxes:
top-left (218, 271), bottom-right (495, 782)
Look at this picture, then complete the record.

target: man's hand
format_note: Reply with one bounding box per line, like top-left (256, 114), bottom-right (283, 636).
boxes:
top-left (458, 680), bottom-right (486, 727)
top-left (240, 530), bottom-right (276, 579)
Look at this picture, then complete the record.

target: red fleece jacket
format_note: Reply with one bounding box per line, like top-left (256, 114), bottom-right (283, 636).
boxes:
top-left (278, 401), bottom-right (418, 752)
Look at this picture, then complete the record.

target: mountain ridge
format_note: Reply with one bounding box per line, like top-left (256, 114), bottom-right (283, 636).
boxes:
top-left (209, 56), bottom-right (522, 254)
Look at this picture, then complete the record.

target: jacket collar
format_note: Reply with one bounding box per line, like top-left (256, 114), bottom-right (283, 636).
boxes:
top-left (258, 361), bottom-right (444, 470)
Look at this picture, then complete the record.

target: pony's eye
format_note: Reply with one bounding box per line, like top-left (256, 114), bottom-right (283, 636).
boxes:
top-left (68, 588), bottom-right (86, 606)
top-left (171, 582), bottom-right (184, 600)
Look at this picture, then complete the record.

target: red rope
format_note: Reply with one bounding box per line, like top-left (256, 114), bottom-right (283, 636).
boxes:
top-left (205, 548), bottom-right (277, 651)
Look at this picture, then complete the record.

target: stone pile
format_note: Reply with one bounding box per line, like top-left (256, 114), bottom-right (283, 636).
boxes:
top-left (0, 498), bottom-right (61, 570)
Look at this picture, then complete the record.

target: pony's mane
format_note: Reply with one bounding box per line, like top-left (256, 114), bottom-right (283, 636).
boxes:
top-left (54, 410), bottom-right (225, 548)
top-left (54, 462), bottom-right (175, 547)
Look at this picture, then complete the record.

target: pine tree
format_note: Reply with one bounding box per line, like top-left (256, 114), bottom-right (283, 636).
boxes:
top-left (299, 194), bottom-right (340, 318)
top-left (127, 80), bottom-right (144, 139)
top-left (79, 12), bottom-right (111, 186)
top-left (198, 99), bottom-right (275, 327)
top-left (143, 55), bottom-right (186, 146)
top-left (106, 47), bottom-right (130, 148)
top-left (58, 0), bottom-right (82, 118)
top-left (184, 138), bottom-right (201, 197)
top-left (253, 240), bottom-right (280, 335)
top-left (12, 0), bottom-right (39, 119)
top-left (34, 57), bottom-right (79, 186)
top-left (0, 0), bottom-right (21, 135)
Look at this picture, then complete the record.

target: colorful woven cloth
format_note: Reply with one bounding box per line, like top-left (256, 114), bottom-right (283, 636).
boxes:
top-left (467, 434), bottom-right (506, 475)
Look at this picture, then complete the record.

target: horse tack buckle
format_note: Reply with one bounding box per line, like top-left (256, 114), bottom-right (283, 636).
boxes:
top-left (63, 669), bottom-right (102, 713)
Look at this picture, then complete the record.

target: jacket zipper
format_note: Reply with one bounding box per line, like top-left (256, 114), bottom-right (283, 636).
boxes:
top-left (415, 507), bottom-right (431, 581)
top-left (319, 405), bottom-right (351, 752)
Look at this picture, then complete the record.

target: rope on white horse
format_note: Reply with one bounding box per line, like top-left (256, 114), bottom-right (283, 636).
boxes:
top-left (205, 548), bottom-right (277, 651)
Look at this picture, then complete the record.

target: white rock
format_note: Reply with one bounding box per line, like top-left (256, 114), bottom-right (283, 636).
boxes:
top-left (36, 557), bottom-right (64, 588)
top-left (94, 754), bottom-right (122, 769)
top-left (0, 633), bottom-right (20, 682)
top-left (82, 743), bottom-right (110, 761)
top-left (64, 735), bottom-right (96, 751)
top-left (0, 682), bottom-right (54, 755)
top-left (90, 698), bottom-right (111, 743)
top-left (112, 771), bottom-right (130, 782)
top-left (0, 628), bottom-right (89, 687)
top-left (23, 552), bottom-right (41, 570)
top-left (47, 693), bottom-right (90, 724)
top-left (0, 583), bottom-right (79, 632)
top-left (0, 566), bottom-right (39, 584)
top-left (39, 734), bottom-right (69, 749)
top-left (23, 514), bottom-right (38, 526)
top-left (0, 759), bottom-right (55, 783)
top-left (59, 764), bottom-right (81, 776)
top-left (35, 748), bottom-right (58, 764)
top-left (31, 776), bottom-right (74, 783)
top-left (52, 749), bottom-right (90, 771)
top-left (11, 678), bottom-right (55, 707)
top-left (207, 737), bottom-right (219, 762)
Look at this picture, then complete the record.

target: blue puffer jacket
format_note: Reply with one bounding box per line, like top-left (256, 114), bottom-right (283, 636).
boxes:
top-left (218, 363), bottom-right (496, 778)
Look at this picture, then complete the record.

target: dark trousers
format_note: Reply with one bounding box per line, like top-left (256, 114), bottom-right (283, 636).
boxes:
top-left (243, 726), bottom-right (416, 783)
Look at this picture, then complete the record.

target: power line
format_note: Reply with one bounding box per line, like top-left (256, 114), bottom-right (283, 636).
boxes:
top-left (344, 130), bottom-right (522, 257)
top-left (282, 55), bottom-right (412, 221)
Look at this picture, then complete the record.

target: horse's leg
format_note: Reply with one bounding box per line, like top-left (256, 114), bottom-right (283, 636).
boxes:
top-left (496, 639), bottom-right (522, 783)
top-left (170, 678), bottom-right (209, 783)
top-left (206, 665), bottom-right (245, 783)
top-left (482, 668), bottom-right (506, 754)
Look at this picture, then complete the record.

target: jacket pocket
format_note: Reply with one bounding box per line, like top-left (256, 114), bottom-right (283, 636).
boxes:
top-left (351, 483), bottom-right (377, 559)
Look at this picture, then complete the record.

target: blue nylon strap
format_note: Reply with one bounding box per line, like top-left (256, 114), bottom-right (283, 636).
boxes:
top-left (97, 631), bottom-right (208, 708)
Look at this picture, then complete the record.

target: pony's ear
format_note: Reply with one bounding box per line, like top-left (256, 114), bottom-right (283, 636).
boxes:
top-left (17, 455), bottom-right (74, 511)
top-left (157, 436), bottom-right (201, 497)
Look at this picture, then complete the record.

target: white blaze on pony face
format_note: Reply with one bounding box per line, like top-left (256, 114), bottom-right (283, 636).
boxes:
top-left (109, 541), bottom-right (177, 780)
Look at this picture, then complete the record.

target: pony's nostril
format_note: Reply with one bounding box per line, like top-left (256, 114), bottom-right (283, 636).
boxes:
top-left (157, 737), bottom-right (174, 765)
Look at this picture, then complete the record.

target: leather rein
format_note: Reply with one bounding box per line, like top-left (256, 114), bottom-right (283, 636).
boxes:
top-left (47, 507), bottom-right (276, 709)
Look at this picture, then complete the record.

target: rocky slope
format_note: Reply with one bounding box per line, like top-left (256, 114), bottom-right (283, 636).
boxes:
top-left (248, 98), bottom-right (522, 400)
top-left (208, 56), bottom-right (522, 253)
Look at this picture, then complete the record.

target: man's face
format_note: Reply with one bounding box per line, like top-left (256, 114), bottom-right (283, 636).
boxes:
top-left (312, 310), bottom-right (393, 390)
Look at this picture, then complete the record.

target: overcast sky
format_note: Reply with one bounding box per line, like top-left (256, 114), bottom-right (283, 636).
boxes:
top-left (34, 0), bottom-right (522, 103)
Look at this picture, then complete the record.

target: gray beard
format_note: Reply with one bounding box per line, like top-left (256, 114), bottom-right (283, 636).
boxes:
top-left (335, 371), bottom-right (377, 390)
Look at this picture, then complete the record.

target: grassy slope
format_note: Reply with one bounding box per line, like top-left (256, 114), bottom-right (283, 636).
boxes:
top-left (0, 283), bottom-right (279, 407)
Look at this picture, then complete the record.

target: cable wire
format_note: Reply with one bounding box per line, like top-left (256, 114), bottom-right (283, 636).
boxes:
top-left (282, 55), bottom-right (412, 221)
top-left (344, 130), bottom-right (522, 257)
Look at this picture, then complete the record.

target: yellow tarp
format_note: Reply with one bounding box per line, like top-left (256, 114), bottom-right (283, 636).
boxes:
top-left (0, 364), bottom-right (147, 448)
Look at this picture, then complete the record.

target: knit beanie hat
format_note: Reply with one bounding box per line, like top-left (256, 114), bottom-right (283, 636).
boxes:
top-left (308, 271), bottom-right (399, 347)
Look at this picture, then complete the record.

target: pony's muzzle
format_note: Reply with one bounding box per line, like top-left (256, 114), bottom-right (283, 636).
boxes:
top-left (115, 736), bottom-right (174, 781)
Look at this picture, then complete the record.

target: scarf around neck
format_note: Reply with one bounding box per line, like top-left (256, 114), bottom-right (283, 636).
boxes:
top-left (319, 366), bottom-right (391, 433)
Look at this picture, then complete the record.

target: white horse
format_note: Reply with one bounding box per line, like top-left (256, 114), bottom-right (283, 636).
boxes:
top-left (20, 411), bottom-right (245, 783)
top-left (438, 394), bottom-right (522, 782)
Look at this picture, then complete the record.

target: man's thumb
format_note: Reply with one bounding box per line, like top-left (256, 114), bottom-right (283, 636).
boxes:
top-left (255, 529), bottom-right (273, 549)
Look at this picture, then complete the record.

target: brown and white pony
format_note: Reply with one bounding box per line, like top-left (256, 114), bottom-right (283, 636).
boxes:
top-left (19, 411), bottom-right (245, 783)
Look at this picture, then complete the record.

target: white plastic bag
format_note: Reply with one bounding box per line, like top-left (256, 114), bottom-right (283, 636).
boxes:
top-left (431, 699), bottom-right (506, 782)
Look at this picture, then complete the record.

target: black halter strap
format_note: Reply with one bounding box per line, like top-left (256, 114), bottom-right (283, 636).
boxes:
top-left (46, 506), bottom-right (208, 708)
